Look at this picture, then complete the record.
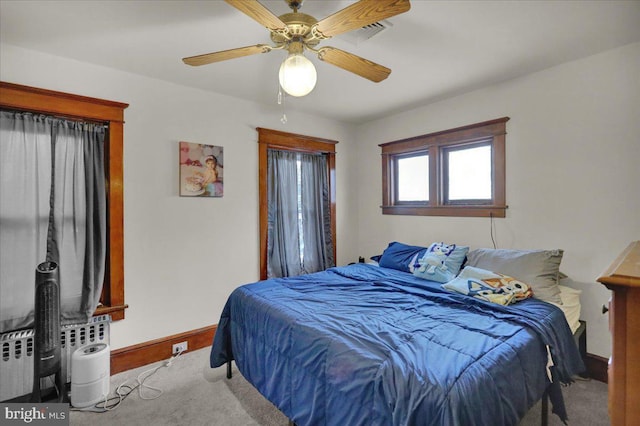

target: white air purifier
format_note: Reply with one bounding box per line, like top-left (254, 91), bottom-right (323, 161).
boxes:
top-left (70, 343), bottom-right (110, 408)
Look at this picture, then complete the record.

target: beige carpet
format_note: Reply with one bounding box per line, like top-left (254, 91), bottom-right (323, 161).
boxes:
top-left (70, 348), bottom-right (288, 426)
top-left (70, 348), bottom-right (609, 425)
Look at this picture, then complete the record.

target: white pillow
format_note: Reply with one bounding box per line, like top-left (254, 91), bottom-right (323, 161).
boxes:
top-left (556, 282), bottom-right (582, 333)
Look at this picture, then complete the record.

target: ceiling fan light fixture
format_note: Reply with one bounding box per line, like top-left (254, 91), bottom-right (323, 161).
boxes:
top-left (184, 0), bottom-right (412, 100)
top-left (279, 53), bottom-right (317, 97)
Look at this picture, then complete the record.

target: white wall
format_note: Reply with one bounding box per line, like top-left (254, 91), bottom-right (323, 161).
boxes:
top-left (354, 41), bottom-right (640, 358)
top-left (0, 44), bottom-right (359, 350)
top-left (3, 41), bottom-right (638, 358)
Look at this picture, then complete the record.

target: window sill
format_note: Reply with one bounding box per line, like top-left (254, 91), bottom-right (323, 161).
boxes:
top-left (381, 205), bottom-right (507, 218)
top-left (94, 303), bottom-right (129, 321)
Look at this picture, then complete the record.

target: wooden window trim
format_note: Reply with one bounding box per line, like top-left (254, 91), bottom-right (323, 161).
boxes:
top-left (380, 117), bottom-right (509, 218)
top-left (0, 81), bottom-right (129, 320)
top-left (257, 127), bottom-right (337, 280)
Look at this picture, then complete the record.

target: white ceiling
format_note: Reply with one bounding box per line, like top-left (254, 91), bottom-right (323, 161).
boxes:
top-left (2, 0), bottom-right (640, 124)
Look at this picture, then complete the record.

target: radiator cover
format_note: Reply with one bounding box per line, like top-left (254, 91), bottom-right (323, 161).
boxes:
top-left (0, 314), bottom-right (110, 401)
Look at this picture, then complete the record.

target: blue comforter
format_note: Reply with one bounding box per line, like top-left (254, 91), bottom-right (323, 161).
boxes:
top-left (210, 264), bottom-right (584, 426)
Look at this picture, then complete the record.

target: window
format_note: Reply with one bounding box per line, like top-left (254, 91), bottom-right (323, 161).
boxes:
top-left (0, 82), bottom-right (129, 320)
top-left (396, 152), bottom-right (429, 203)
top-left (443, 142), bottom-right (492, 204)
top-left (257, 128), bottom-right (337, 280)
top-left (380, 117), bottom-right (508, 217)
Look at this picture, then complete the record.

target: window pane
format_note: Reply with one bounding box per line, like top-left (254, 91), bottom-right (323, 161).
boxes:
top-left (447, 145), bottom-right (492, 200)
top-left (397, 155), bottom-right (429, 201)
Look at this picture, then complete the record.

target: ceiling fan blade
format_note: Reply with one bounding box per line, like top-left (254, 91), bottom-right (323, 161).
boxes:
top-left (225, 0), bottom-right (288, 33)
top-left (183, 44), bottom-right (272, 66)
top-left (314, 0), bottom-right (410, 39)
top-left (317, 47), bottom-right (391, 83)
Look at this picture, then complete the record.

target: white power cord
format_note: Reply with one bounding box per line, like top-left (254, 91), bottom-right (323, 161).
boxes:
top-left (73, 348), bottom-right (185, 413)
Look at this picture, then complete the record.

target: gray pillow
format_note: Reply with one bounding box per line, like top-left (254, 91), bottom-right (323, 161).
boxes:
top-left (465, 248), bottom-right (564, 304)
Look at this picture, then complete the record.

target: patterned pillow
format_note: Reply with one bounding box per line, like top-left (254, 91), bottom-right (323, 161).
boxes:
top-left (442, 266), bottom-right (533, 305)
top-left (377, 242), bottom-right (468, 282)
top-left (412, 242), bottom-right (469, 283)
top-left (465, 248), bottom-right (563, 304)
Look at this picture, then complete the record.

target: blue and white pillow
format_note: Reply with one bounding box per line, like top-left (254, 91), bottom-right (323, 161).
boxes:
top-left (412, 242), bottom-right (469, 283)
top-left (377, 241), bottom-right (468, 282)
top-left (442, 265), bottom-right (533, 305)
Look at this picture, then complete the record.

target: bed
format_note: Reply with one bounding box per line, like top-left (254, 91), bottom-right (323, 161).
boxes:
top-left (210, 244), bottom-right (584, 426)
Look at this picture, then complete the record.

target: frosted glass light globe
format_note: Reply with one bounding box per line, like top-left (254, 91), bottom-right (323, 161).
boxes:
top-left (279, 54), bottom-right (317, 97)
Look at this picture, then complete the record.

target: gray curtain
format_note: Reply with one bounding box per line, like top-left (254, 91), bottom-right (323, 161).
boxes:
top-left (0, 111), bottom-right (107, 333)
top-left (299, 153), bottom-right (334, 273)
top-left (266, 149), bottom-right (334, 278)
top-left (267, 150), bottom-right (301, 278)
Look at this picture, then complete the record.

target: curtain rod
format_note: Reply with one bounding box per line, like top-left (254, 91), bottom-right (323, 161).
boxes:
top-left (1, 108), bottom-right (109, 128)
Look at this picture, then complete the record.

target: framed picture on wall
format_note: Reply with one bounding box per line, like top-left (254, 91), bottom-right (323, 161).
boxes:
top-left (179, 141), bottom-right (224, 197)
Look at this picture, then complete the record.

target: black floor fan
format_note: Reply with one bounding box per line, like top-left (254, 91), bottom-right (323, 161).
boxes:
top-left (31, 261), bottom-right (67, 403)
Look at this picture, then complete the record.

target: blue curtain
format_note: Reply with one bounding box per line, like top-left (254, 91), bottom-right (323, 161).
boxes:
top-left (267, 149), bottom-right (334, 278)
top-left (0, 111), bottom-right (106, 333)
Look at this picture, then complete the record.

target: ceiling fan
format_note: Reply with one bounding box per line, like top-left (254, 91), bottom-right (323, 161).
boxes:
top-left (182, 0), bottom-right (411, 97)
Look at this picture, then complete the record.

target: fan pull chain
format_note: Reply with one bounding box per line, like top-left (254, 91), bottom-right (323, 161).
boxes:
top-left (278, 85), bottom-right (287, 124)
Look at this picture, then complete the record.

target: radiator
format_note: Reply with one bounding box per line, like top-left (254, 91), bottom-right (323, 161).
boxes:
top-left (0, 314), bottom-right (110, 401)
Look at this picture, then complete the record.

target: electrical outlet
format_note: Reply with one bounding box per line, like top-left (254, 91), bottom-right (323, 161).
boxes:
top-left (172, 341), bottom-right (187, 355)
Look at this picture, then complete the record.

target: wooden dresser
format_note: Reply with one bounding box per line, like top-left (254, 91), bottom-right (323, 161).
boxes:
top-left (597, 241), bottom-right (640, 425)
